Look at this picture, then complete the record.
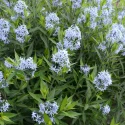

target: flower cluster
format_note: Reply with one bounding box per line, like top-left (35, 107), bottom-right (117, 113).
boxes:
top-left (50, 49), bottom-right (70, 73)
top-left (56, 42), bottom-right (63, 50)
top-left (52, 0), bottom-right (62, 7)
top-left (103, 0), bottom-right (113, 10)
top-left (101, 8), bottom-right (112, 25)
top-left (32, 101), bottom-right (59, 124)
top-left (98, 41), bottom-right (107, 51)
top-left (4, 57), bottom-right (37, 77)
top-left (3, 0), bottom-right (12, 7)
top-left (83, 0), bottom-right (113, 28)
top-left (70, 0), bottom-right (82, 9)
top-left (14, 0), bottom-right (28, 18)
top-left (95, 0), bottom-right (101, 10)
top-left (53, 27), bottom-right (60, 36)
top-left (15, 25), bottom-right (29, 43)
top-left (93, 70), bottom-right (112, 91)
top-left (45, 13), bottom-right (59, 30)
top-left (98, 24), bottom-right (125, 55)
top-left (121, 51), bottom-right (125, 56)
top-left (0, 71), bottom-right (8, 88)
top-left (4, 60), bottom-right (13, 68)
top-left (100, 104), bottom-right (110, 115)
top-left (106, 23), bottom-right (125, 55)
top-left (80, 65), bottom-right (90, 75)
top-left (0, 71), bottom-right (3, 83)
top-left (77, 14), bottom-right (86, 24)
top-left (5, 57), bottom-right (37, 78)
top-left (0, 18), bottom-right (10, 44)
top-left (84, 7), bottom-right (98, 29)
top-left (118, 10), bottom-right (125, 21)
top-left (106, 23), bottom-right (125, 44)
top-left (0, 93), bottom-right (10, 112)
top-left (115, 44), bottom-right (124, 54)
top-left (16, 57), bottom-right (37, 71)
top-left (64, 25), bottom-right (81, 50)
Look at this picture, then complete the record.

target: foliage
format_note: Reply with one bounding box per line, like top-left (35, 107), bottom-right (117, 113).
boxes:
top-left (0, 0), bottom-right (125, 125)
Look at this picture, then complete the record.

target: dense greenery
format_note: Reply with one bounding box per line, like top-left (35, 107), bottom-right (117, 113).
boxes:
top-left (0, 0), bottom-right (125, 125)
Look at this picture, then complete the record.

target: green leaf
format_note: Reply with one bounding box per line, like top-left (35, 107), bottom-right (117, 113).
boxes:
top-left (29, 27), bottom-right (46, 35)
top-left (82, 111), bottom-right (86, 124)
top-left (65, 101), bottom-right (78, 110)
top-left (16, 71), bottom-right (25, 81)
top-left (29, 92), bottom-right (42, 103)
top-left (43, 56), bottom-right (51, 66)
top-left (47, 89), bottom-right (55, 100)
top-left (73, 69), bottom-right (78, 83)
top-left (0, 120), bottom-right (4, 125)
top-left (45, 0), bottom-right (51, 10)
top-left (90, 65), bottom-right (97, 81)
top-left (58, 28), bottom-right (63, 42)
top-left (6, 57), bottom-right (16, 66)
top-left (17, 94), bottom-right (29, 102)
top-left (60, 96), bottom-right (67, 111)
top-left (94, 46), bottom-right (102, 61)
top-left (110, 118), bottom-right (115, 125)
top-left (6, 71), bottom-right (16, 82)
top-left (60, 111), bottom-right (81, 118)
top-left (43, 114), bottom-right (52, 125)
top-left (40, 80), bottom-right (49, 99)
top-left (84, 104), bottom-right (89, 111)
top-left (86, 81), bottom-right (92, 103)
top-left (34, 53), bottom-right (37, 63)
top-left (19, 82), bottom-right (28, 90)
top-left (27, 42), bottom-right (34, 57)
top-left (80, 58), bottom-right (83, 66)
top-left (110, 117), bottom-right (119, 125)
top-left (1, 116), bottom-right (14, 124)
top-left (37, 58), bottom-right (43, 66)
top-left (40, 34), bottom-right (48, 48)
top-left (14, 51), bottom-right (19, 62)
top-left (2, 113), bottom-right (17, 118)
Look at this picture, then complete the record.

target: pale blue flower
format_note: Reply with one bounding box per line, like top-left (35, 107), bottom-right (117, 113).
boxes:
top-left (44, 102), bottom-right (58, 116)
top-left (64, 25), bottom-right (81, 50)
top-left (45, 13), bottom-right (59, 30)
top-left (71, 0), bottom-right (82, 9)
top-left (15, 25), bottom-right (29, 43)
top-left (93, 70), bottom-right (112, 91)
top-left (39, 103), bottom-right (45, 114)
top-left (77, 14), bottom-right (86, 24)
top-left (50, 65), bottom-right (61, 74)
top-left (84, 7), bottom-right (98, 29)
top-left (115, 44), bottom-right (123, 54)
top-left (0, 71), bottom-right (3, 82)
top-left (98, 41), bottom-right (107, 51)
top-left (16, 57), bottom-right (37, 71)
top-left (32, 112), bottom-right (44, 124)
top-left (101, 104), bottom-right (110, 115)
top-left (32, 101), bottom-right (59, 124)
top-left (14, 0), bottom-right (28, 18)
top-left (106, 23), bottom-right (125, 44)
top-left (101, 9), bottom-right (112, 25)
top-left (0, 18), bottom-right (10, 44)
top-left (80, 65), bottom-right (90, 75)
top-left (51, 49), bottom-right (70, 73)
top-left (3, 0), bottom-right (12, 7)
top-left (52, 0), bottom-right (62, 6)
top-left (0, 96), bottom-right (10, 112)
top-left (4, 60), bottom-right (13, 68)
top-left (118, 10), bottom-right (125, 20)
